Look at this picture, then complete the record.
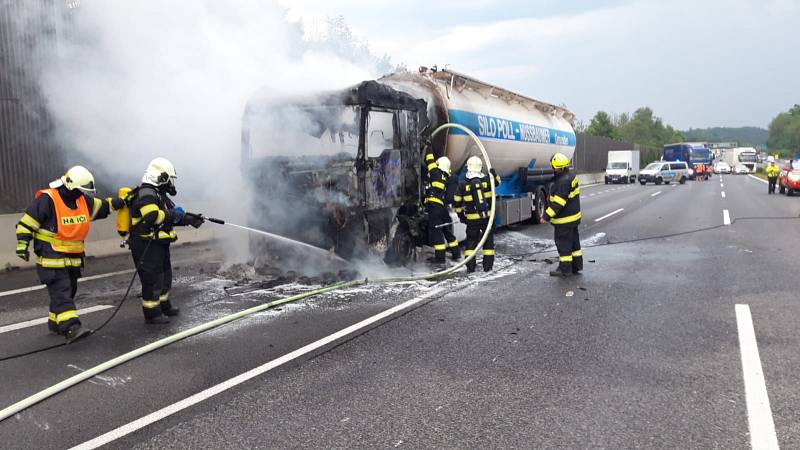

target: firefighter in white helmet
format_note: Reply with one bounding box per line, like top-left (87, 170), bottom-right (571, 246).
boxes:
top-left (126, 158), bottom-right (204, 324)
top-left (453, 155), bottom-right (501, 272)
top-left (423, 147), bottom-right (460, 264)
top-left (15, 166), bottom-right (125, 342)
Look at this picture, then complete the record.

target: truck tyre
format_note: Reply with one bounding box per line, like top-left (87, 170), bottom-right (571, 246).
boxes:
top-left (639, 180), bottom-right (646, 185)
top-left (679, 177), bottom-right (686, 184)
top-left (384, 225), bottom-right (414, 266)
top-left (604, 178), bottom-right (609, 185)
top-left (789, 188), bottom-right (795, 196)
top-left (531, 188), bottom-right (547, 224)
top-left (655, 177), bottom-right (663, 185)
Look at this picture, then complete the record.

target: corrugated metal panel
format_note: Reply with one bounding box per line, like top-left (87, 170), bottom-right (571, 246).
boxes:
top-left (0, 0), bottom-right (66, 213)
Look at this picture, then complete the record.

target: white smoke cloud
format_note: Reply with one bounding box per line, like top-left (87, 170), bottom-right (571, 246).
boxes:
top-left (40, 0), bottom-right (377, 200)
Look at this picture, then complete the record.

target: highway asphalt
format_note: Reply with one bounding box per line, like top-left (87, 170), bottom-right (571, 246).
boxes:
top-left (1, 174), bottom-right (798, 449)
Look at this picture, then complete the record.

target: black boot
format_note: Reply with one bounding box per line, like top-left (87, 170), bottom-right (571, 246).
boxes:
top-left (65, 324), bottom-right (92, 343)
top-left (145, 315), bottom-right (170, 325)
top-left (549, 269), bottom-right (571, 277)
top-left (450, 247), bottom-right (462, 261)
top-left (162, 306), bottom-right (180, 317)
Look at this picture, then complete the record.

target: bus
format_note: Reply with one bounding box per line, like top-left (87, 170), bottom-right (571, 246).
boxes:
top-left (662, 142), bottom-right (713, 178)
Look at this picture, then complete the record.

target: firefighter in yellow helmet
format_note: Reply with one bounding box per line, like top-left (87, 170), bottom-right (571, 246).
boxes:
top-left (14, 166), bottom-right (125, 342)
top-left (540, 153), bottom-right (582, 276)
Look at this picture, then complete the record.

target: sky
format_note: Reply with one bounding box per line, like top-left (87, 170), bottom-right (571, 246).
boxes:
top-left (277, 0), bottom-right (800, 129)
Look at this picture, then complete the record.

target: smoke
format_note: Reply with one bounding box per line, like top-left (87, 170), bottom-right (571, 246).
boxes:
top-left (26, 0), bottom-right (391, 274)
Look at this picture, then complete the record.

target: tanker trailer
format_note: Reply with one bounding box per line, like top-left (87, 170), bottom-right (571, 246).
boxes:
top-left (241, 67), bottom-right (575, 264)
top-left (382, 66), bottom-right (576, 225)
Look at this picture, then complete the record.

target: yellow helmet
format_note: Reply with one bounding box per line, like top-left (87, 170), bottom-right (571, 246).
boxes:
top-left (550, 153), bottom-right (570, 170)
top-left (61, 165), bottom-right (96, 194)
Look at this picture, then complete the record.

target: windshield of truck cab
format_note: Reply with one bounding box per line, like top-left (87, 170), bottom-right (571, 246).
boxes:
top-left (248, 105), bottom-right (360, 159)
top-left (644, 163), bottom-right (662, 171)
top-left (738, 153), bottom-right (758, 163)
top-left (607, 162), bottom-right (627, 169)
top-left (689, 148), bottom-right (711, 162)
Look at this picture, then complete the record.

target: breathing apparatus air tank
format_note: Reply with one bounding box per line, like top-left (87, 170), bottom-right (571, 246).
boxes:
top-left (116, 187), bottom-right (132, 239)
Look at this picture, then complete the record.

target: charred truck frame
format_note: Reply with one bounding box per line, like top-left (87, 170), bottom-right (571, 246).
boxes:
top-left (241, 67), bottom-right (576, 264)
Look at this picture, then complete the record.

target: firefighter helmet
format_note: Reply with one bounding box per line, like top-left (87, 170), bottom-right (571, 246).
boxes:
top-left (436, 156), bottom-right (451, 173)
top-left (550, 153), bottom-right (570, 170)
top-left (142, 157), bottom-right (177, 186)
top-left (466, 155), bottom-right (483, 173)
top-left (61, 166), bottom-right (96, 194)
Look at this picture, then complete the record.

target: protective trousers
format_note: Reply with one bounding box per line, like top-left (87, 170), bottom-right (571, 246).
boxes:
top-left (38, 266), bottom-right (81, 334)
top-left (768, 176), bottom-right (777, 194)
top-left (427, 203), bottom-right (459, 262)
top-left (464, 218), bottom-right (495, 272)
top-left (554, 225), bottom-right (582, 273)
top-left (130, 237), bottom-right (175, 319)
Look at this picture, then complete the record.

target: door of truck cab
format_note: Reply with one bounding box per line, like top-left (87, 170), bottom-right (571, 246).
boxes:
top-left (359, 107), bottom-right (415, 210)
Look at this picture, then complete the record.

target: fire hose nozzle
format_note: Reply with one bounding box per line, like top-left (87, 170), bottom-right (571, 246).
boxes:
top-left (207, 217), bottom-right (225, 225)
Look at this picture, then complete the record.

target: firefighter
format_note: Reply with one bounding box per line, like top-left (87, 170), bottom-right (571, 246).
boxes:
top-left (453, 156), bottom-right (501, 273)
top-left (766, 157), bottom-right (780, 194)
top-left (15, 166), bottom-right (124, 342)
top-left (127, 158), bottom-right (204, 324)
top-left (540, 153), bottom-right (582, 277)
top-left (424, 147), bottom-right (460, 264)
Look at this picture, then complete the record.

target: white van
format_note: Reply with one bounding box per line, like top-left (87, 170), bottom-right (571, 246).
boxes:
top-left (638, 161), bottom-right (689, 185)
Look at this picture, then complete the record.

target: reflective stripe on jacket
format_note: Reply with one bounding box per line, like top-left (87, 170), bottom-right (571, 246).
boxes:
top-left (545, 172), bottom-right (581, 226)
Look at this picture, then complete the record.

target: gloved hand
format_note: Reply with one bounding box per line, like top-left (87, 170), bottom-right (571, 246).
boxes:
top-left (458, 212), bottom-right (466, 223)
top-left (185, 213), bottom-right (205, 228)
top-left (109, 197), bottom-right (126, 210)
top-left (489, 167), bottom-right (498, 178)
top-left (16, 240), bottom-right (29, 262)
top-left (167, 206), bottom-right (185, 224)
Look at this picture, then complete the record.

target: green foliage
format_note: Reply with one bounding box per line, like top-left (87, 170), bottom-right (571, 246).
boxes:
top-left (586, 111), bottom-right (616, 138)
top-left (584, 107), bottom-right (683, 148)
top-left (767, 104), bottom-right (800, 155)
top-left (682, 127), bottom-right (768, 146)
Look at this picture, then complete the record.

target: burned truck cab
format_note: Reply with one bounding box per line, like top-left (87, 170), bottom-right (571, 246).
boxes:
top-left (241, 81), bottom-right (428, 261)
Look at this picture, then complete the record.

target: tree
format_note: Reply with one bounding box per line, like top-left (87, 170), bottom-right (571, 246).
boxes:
top-left (586, 111), bottom-right (616, 138)
top-left (767, 104), bottom-right (800, 153)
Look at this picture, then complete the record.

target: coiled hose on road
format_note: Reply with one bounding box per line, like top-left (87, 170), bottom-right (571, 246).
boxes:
top-left (0, 123), bottom-right (498, 422)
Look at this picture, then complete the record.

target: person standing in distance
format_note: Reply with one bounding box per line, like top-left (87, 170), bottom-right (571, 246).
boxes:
top-left (540, 153), bottom-right (582, 277)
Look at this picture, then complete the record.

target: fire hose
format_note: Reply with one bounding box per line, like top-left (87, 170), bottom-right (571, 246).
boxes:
top-left (0, 123), bottom-right (496, 422)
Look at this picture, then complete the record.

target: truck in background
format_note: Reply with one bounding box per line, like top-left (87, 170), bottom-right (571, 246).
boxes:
top-left (722, 147), bottom-right (758, 173)
top-left (241, 66), bottom-right (576, 263)
top-left (605, 150), bottom-right (640, 184)
top-left (662, 142), bottom-right (713, 179)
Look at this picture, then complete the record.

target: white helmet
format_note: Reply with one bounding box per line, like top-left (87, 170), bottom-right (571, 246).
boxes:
top-left (59, 165), bottom-right (96, 194)
top-left (142, 157), bottom-right (177, 186)
top-left (466, 155), bottom-right (483, 173)
top-left (767, 156), bottom-right (775, 163)
top-left (436, 156), bottom-right (451, 173)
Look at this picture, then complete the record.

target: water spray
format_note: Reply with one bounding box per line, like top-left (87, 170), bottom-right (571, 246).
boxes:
top-left (203, 217), bottom-right (349, 264)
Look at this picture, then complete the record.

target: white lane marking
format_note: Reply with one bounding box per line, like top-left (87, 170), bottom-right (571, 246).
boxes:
top-left (723, 209), bottom-right (731, 225)
top-left (0, 305), bottom-right (114, 334)
top-left (0, 269), bottom-right (135, 298)
top-left (748, 174), bottom-right (768, 184)
top-left (650, 191), bottom-right (662, 197)
top-left (721, 183), bottom-right (725, 188)
top-left (735, 304), bottom-right (780, 450)
top-left (721, 191), bottom-right (726, 199)
top-left (588, 193), bottom-right (595, 197)
top-left (594, 208), bottom-right (624, 223)
top-left (71, 287), bottom-right (447, 450)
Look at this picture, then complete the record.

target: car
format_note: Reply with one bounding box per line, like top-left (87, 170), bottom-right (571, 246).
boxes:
top-left (779, 161), bottom-right (800, 195)
top-left (638, 161), bottom-right (690, 185)
top-left (733, 164), bottom-right (749, 175)
top-left (714, 162), bottom-right (731, 174)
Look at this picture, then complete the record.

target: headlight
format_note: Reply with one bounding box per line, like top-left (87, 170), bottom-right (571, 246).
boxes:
top-left (788, 173), bottom-right (800, 182)
top-left (688, 169), bottom-right (694, 176)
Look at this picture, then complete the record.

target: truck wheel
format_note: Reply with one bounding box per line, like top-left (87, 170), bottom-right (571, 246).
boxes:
top-left (639, 180), bottom-right (646, 185)
top-left (531, 188), bottom-right (547, 224)
top-left (384, 225), bottom-right (414, 266)
top-left (789, 188), bottom-right (795, 196)
top-left (604, 178), bottom-right (609, 185)
top-left (655, 177), bottom-right (663, 185)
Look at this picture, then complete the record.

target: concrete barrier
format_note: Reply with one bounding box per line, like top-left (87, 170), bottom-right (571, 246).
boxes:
top-left (1, 208), bottom-right (217, 271)
top-left (577, 172), bottom-right (606, 185)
